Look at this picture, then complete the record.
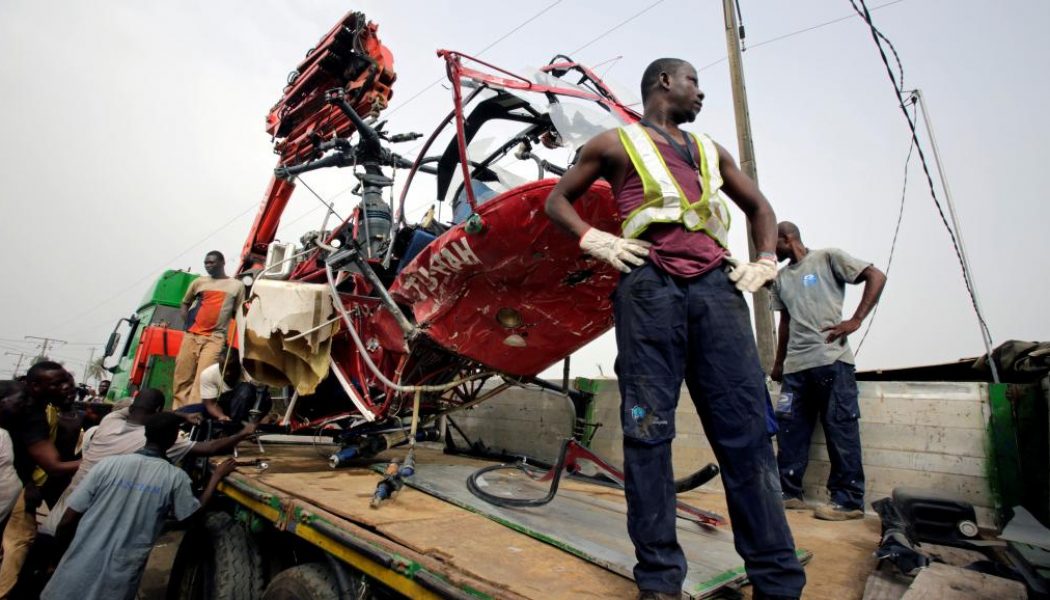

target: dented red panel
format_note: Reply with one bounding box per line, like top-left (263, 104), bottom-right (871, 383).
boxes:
top-left (390, 179), bottom-right (620, 376)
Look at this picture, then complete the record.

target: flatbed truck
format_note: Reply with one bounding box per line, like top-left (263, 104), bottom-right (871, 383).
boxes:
top-left (168, 441), bottom-right (759, 600)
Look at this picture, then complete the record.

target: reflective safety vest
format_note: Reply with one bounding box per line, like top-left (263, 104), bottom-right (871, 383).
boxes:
top-left (617, 123), bottom-right (731, 248)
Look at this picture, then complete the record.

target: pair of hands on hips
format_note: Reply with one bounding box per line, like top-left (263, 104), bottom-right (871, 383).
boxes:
top-left (578, 227), bottom-right (778, 293)
top-left (771, 318), bottom-right (861, 382)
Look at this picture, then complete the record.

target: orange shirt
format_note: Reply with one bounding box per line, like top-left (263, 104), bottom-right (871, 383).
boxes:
top-left (182, 276), bottom-right (244, 337)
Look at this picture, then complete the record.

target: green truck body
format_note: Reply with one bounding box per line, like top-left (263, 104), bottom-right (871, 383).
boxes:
top-left (105, 269), bottom-right (198, 404)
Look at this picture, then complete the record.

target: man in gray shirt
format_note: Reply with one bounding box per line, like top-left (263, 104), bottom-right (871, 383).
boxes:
top-left (41, 413), bottom-right (237, 600)
top-left (40, 388), bottom-right (255, 537)
top-left (770, 221), bottom-right (886, 521)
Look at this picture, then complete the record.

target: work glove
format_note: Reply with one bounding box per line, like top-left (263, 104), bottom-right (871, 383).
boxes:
top-left (726, 256), bottom-right (778, 293)
top-left (579, 227), bottom-right (651, 273)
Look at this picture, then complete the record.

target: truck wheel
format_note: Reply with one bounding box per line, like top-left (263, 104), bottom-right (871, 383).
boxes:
top-left (167, 512), bottom-right (265, 600)
top-left (263, 562), bottom-right (368, 600)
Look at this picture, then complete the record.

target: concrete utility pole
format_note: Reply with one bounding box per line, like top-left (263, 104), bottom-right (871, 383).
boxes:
top-left (82, 347), bottom-right (96, 383)
top-left (4, 352), bottom-right (27, 378)
top-left (722, 0), bottom-right (776, 373)
top-left (24, 335), bottom-right (67, 363)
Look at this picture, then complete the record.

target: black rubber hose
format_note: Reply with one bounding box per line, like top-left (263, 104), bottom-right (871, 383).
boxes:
top-left (466, 438), bottom-right (721, 508)
top-left (674, 463), bottom-right (720, 493)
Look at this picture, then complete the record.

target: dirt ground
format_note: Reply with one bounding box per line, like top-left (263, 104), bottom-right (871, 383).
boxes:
top-left (779, 507), bottom-right (880, 599)
top-left (685, 489), bottom-right (880, 599)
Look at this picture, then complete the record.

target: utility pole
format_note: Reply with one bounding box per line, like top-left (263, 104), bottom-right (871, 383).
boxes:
top-left (82, 347), bottom-right (96, 383)
top-left (909, 89), bottom-right (999, 383)
top-left (24, 335), bottom-right (67, 363)
top-left (722, 0), bottom-right (776, 373)
top-left (4, 352), bottom-right (27, 378)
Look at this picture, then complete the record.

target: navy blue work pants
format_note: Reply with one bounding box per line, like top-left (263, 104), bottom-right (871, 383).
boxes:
top-left (614, 263), bottom-right (805, 597)
top-left (776, 361), bottom-right (865, 509)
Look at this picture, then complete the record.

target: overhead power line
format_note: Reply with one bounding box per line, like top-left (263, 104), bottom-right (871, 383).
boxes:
top-left (40, 0), bottom-right (676, 345)
top-left (700, 0), bottom-right (909, 71)
top-left (847, 0), bottom-right (998, 380)
top-left (570, 0), bottom-right (667, 56)
top-left (45, 2), bottom-right (575, 342)
top-left (51, 201), bottom-right (260, 336)
top-left (855, 98), bottom-right (916, 357)
top-left (384, 0), bottom-right (565, 119)
top-left (0, 337), bottom-right (99, 347)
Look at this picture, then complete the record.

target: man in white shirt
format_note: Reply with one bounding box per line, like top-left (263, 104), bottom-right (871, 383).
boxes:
top-left (40, 388), bottom-right (254, 536)
top-left (193, 350), bottom-right (271, 429)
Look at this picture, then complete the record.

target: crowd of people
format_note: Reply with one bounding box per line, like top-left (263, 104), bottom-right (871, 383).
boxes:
top-left (0, 360), bottom-right (252, 599)
top-left (0, 252), bottom-right (260, 599)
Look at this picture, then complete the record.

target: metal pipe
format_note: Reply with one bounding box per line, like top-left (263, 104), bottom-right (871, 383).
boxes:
top-left (343, 248), bottom-right (417, 338)
top-left (446, 54), bottom-right (478, 213)
top-left (283, 315), bottom-right (343, 342)
top-left (308, 517), bottom-right (394, 568)
top-left (323, 260), bottom-right (495, 394)
top-left (279, 390), bottom-right (299, 426)
top-left (912, 89), bottom-right (999, 383)
top-left (325, 554), bottom-right (354, 600)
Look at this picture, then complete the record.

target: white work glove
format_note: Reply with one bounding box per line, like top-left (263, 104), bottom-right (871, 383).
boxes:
top-left (726, 256), bottom-right (778, 293)
top-left (579, 227), bottom-right (651, 273)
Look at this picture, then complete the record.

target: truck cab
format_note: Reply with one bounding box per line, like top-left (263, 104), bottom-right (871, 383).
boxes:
top-left (102, 269), bottom-right (198, 406)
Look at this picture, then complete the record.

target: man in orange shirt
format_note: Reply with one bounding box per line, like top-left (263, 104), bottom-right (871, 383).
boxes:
top-left (172, 251), bottom-right (244, 410)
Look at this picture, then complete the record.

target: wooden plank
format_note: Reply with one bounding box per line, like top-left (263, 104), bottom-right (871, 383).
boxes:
top-left (810, 422), bottom-right (988, 457)
top-left (921, 543), bottom-right (989, 567)
top-left (802, 462), bottom-right (991, 507)
top-left (379, 513), bottom-right (636, 600)
top-left (400, 461), bottom-right (753, 599)
top-left (596, 411), bottom-right (990, 461)
top-left (900, 563), bottom-right (1026, 599)
top-left (861, 396), bottom-right (987, 428)
top-left (806, 445), bottom-right (986, 478)
top-left (862, 381), bottom-right (987, 403)
top-left (225, 445), bottom-right (637, 599)
top-left (260, 470), bottom-right (470, 527)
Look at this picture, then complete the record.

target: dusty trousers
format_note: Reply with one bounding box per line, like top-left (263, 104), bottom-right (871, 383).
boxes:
top-left (614, 263), bottom-right (805, 597)
top-left (171, 332), bottom-right (224, 410)
top-left (0, 490), bottom-right (37, 598)
top-left (776, 361), bottom-right (865, 509)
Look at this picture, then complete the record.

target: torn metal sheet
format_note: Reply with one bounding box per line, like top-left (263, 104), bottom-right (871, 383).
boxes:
top-left (389, 179), bottom-right (620, 377)
top-left (1000, 506), bottom-right (1050, 549)
top-left (398, 462), bottom-right (809, 598)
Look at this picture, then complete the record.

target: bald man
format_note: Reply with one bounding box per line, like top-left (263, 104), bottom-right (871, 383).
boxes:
top-left (771, 221), bottom-right (886, 520)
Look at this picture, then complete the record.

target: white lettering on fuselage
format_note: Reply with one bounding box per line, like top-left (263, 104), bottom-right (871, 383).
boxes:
top-left (400, 238), bottom-right (481, 299)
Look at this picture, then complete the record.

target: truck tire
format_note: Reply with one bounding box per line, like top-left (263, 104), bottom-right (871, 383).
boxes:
top-left (261, 563), bottom-right (341, 600)
top-left (167, 512), bottom-right (265, 600)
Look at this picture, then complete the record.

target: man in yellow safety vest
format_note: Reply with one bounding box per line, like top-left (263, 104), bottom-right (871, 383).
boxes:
top-left (545, 58), bottom-right (804, 600)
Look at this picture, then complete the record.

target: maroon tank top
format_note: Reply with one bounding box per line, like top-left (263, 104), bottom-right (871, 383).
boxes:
top-left (612, 132), bottom-right (727, 278)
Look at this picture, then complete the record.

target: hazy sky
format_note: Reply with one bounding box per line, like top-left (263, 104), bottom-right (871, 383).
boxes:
top-left (0, 0), bottom-right (1047, 381)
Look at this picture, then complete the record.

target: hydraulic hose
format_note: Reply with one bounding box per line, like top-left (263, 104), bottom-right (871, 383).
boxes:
top-left (323, 260), bottom-right (495, 394)
top-left (466, 438), bottom-right (720, 509)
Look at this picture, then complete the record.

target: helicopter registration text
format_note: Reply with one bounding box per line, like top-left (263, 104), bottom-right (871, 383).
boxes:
top-left (399, 238), bottom-right (481, 298)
